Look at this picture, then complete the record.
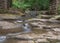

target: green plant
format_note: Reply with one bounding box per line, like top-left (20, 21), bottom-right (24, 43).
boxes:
top-left (12, 0), bottom-right (31, 10)
top-left (12, 0), bottom-right (50, 10)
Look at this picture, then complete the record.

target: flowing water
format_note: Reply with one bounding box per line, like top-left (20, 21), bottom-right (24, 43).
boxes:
top-left (0, 22), bottom-right (32, 43)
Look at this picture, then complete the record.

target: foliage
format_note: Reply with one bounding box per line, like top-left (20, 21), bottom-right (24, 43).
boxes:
top-left (12, 0), bottom-right (31, 10)
top-left (12, 0), bottom-right (50, 10)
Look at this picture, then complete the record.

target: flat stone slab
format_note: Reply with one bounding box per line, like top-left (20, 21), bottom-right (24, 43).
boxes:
top-left (28, 18), bottom-right (60, 23)
top-left (0, 21), bottom-right (22, 29)
top-left (7, 30), bottom-right (60, 40)
top-left (0, 21), bottom-right (23, 35)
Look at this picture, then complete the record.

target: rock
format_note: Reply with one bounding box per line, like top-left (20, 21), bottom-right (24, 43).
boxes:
top-left (7, 34), bottom-right (34, 40)
top-left (28, 18), bottom-right (49, 22)
top-left (0, 21), bottom-right (23, 35)
top-left (50, 15), bottom-right (60, 20)
top-left (57, 35), bottom-right (60, 40)
top-left (52, 28), bottom-right (60, 32)
top-left (36, 39), bottom-right (49, 43)
top-left (49, 19), bottom-right (60, 23)
top-left (40, 15), bottom-right (52, 19)
top-left (43, 32), bottom-right (58, 40)
top-left (27, 40), bottom-right (34, 43)
top-left (0, 21), bottom-right (22, 29)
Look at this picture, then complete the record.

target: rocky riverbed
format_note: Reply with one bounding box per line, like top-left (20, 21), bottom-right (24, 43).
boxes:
top-left (0, 14), bottom-right (60, 43)
top-left (0, 28), bottom-right (60, 43)
top-left (1, 18), bottom-right (59, 43)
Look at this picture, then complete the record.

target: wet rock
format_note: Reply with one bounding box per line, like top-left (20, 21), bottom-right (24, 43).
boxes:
top-left (43, 32), bottom-right (60, 40)
top-left (27, 40), bottom-right (34, 43)
top-left (52, 28), bottom-right (60, 32)
top-left (28, 18), bottom-right (49, 22)
top-left (40, 15), bottom-right (52, 19)
top-left (50, 15), bottom-right (60, 20)
top-left (36, 39), bottom-right (49, 43)
top-left (7, 30), bottom-right (60, 43)
top-left (5, 39), bottom-right (29, 43)
top-left (49, 19), bottom-right (60, 23)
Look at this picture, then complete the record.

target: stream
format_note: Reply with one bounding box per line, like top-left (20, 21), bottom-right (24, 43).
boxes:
top-left (0, 19), bottom-right (60, 43)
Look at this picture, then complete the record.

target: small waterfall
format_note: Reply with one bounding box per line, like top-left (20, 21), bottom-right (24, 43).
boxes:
top-left (22, 23), bottom-right (32, 33)
top-left (0, 36), bottom-right (6, 43)
top-left (14, 19), bottom-right (32, 33)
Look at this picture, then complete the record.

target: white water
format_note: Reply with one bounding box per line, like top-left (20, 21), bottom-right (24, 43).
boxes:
top-left (0, 36), bottom-right (6, 43)
top-left (22, 23), bottom-right (32, 33)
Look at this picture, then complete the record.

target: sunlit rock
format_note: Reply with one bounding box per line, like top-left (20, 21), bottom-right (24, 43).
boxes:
top-left (0, 21), bottom-right (22, 29)
top-left (52, 28), bottom-right (60, 32)
top-left (36, 39), bottom-right (49, 43)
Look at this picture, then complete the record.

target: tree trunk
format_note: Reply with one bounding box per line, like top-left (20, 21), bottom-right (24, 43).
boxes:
top-left (49, 0), bottom-right (59, 15)
top-left (0, 0), bottom-right (12, 10)
top-left (0, 0), bottom-right (12, 13)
